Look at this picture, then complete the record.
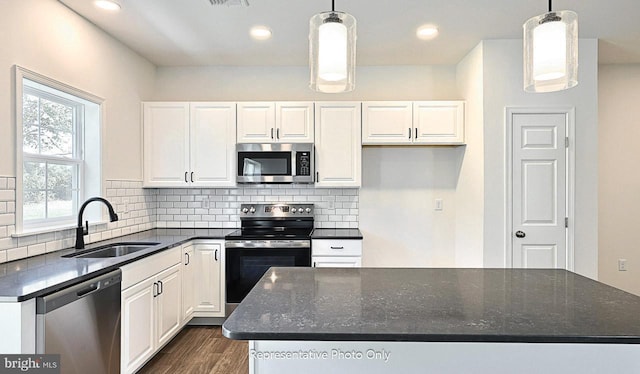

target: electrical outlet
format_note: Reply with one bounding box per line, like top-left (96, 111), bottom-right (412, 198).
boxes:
top-left (328, 200), bottom-right (335, 209)
top-left (618, 259), bottom-right (628, 272)
top-left (202, 196), bottom-right (210, 209)
top-left (123, 199), bottom-right (129, 214)
top-left (434, 199), bottom-right (443, 211)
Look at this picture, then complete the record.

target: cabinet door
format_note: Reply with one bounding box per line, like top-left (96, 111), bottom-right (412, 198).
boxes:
top-left (315, 102), bottom-right (362, 188)
top-left (194, 243), bottom-right (222, 315)
top-left (276, 102), bottom-right (314, 143)
top-left (237, 102), bottom-right (276, 143)
top-left (362, 102), bottom-right (413, 144)
top-left (190, 102), bottom-right (236, 187)
top-left (156, 264), bottom-right (182, 348)
top-left (121, 277), bottom-right (155, 374)
top-left (143, 102), bottom-right (190, 187)
top-left (312, 256), bottom-right (362, 267)
top-left (181, 245), bottom-right (195, 323)
top-left (413, 101), bottom-right (465, 144)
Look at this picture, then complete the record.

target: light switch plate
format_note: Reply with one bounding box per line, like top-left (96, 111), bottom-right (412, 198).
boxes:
top-left (434, 199), bottom-right (443, 211)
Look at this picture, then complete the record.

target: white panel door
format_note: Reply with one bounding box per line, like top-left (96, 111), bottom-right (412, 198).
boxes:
top-left (121, 278), bottom-right (155, 374)
top-left (312, 256), bottom-right (362, 267)
top-left (413, 101), bottom-right (464, 144)
top-left (512, 113), bottom-right (567, 269)
top-left (181, 245), bottom-right (195, 323)
top-left (194, 243), bottom-right (222, 315)
top-left (156, 264), bottom-right (182, 348)
top-left (237, 102), bottom-right (276, 143)
top-left (143, 102), bottom-right (190, 187)
top-left (362, 101), bottom-right (413, 144)
top-left (190, 102), bottom-right (236, 187)
top-left (276, 102), bottom-right (314, 143)
top-left (315, 102), bottom-right (362, 188)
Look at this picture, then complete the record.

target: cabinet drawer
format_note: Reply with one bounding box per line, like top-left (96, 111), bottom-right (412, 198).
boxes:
top-left (312, 240), bottom-right (362, 256)
top-left (121, 246), bottom-right (181, 290)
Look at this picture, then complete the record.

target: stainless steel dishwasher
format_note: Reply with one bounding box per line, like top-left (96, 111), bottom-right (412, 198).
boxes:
top-left (36, 269), bottom-right (122, 374)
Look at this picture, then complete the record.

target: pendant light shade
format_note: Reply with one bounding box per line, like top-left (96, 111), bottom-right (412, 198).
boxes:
top-left (523, 3), bottom-right (578, 93)
top-left (309, 4), bottom-right (356, 93)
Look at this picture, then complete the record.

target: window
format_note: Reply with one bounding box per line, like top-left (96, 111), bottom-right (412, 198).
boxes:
top-left (16, 67), bottom-right (102, 232)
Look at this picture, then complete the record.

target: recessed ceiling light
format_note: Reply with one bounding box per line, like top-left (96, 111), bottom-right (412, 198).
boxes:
top-left (94, 0), bottom-right (121, 11)
top-left (250, 26), bottom-right (272, 40)
top-left (416, 25), bottom-right (439, 40)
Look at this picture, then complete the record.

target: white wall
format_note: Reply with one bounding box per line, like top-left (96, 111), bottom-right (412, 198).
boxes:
top-left (482, 40), bottom-right (599, 279)
top-left (153, 65), bottom-right (458, 101)
top-left (598, 64), bottom-right (640, 295)
top-left (454, 43), bottom-right (485, 267)
top-left (0, 0), bottom-right (156, 180)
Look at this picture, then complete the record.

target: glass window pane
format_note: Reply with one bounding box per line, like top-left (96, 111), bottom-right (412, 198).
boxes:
top-left (39, 98), bottom-right (74, 157)
top-left (23, 161), bottom-right (46, 190)
top-left (24, 190), bottom-right (46, 221)
top-left (47, 191), bottom-right (73, 218)
top-left (23, 94), bottom-right (40, 154)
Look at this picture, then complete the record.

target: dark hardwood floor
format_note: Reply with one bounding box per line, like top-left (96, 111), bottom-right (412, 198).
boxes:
top-left (138, 326), bottom-right (249, 374)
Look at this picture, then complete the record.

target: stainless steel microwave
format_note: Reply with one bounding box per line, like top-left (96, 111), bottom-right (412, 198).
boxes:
top-left (236, 143), bottom-right (314, 184)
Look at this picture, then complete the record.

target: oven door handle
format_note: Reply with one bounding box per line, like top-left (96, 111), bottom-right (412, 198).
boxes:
top-left (225, 240), bottom-right (311, 249)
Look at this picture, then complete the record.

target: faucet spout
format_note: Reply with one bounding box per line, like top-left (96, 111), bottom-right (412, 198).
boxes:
top-left (75, 197), bottom-right (119, 249)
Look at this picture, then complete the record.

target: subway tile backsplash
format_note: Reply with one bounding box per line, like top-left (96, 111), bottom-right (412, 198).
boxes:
top-left (154, 185), bottom-right (358, 229)
top-left (0, 177), bottom-right (358, 263)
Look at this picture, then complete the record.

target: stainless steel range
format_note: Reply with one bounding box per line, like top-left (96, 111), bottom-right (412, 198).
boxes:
top-left (225, 203), bottom-right (313, 311)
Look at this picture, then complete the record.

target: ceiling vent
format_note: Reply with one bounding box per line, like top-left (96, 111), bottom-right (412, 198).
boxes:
top-left (208, 0), bottom-right (249, 6)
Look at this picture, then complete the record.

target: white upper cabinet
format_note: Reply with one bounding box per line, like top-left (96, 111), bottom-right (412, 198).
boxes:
top-left (143, 102), bottom-right (190, 187)
top-left (413, 101), bottom-right (465, 144)
top-left (314, 102), bottom-right (361, 188)
top-left (362, 102), bottom-right (413, 144)
top-left (362, 101), bottom-right (465, 145)
top-left (190, 103), bottom-right (236, 187)
top-left (143, 102), bottom-right (236, 188)
top-left (237, 102), bottom-right (314, 143)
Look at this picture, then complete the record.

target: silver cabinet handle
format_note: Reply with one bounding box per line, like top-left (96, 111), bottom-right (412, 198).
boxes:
top-left (214, 249), bottom-right (218, 261)
top-left (414, 128), bottom-right (418, 139)
top-left (158, 280), bottom-right (163, 295)
top-left (313, 262), bottom-right (316, 267)
top-left (271, 128), bottom-right (274, 139)
top-left (184, 171), bottom-right (188, 183)
top-left (185, 252), bottom-right (190, 265)
top-left (331, 246), bottom-right (344, 250)
top-left (515, 231), bottom-right (526, 238)
top-left (277, 128), bottom-right (280, 139)
top-left (153, 282), bottom-right (158, 298)
top-left (191, 172), bottom-right (194, 183)
top-left (409, 128), bottom-right (411, 139)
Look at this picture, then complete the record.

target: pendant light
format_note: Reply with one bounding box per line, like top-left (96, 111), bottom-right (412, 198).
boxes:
top-left (523, 0), bottom-right (578, 92)
top-left (309, 0), bottom-right (356, 93)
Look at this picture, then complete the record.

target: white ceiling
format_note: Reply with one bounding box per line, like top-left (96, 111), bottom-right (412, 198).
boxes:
top-left (59, 0), bottom-right (640, 66)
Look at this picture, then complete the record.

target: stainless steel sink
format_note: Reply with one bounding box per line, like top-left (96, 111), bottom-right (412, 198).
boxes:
top-left (64, 242), bottom-right (160, 258)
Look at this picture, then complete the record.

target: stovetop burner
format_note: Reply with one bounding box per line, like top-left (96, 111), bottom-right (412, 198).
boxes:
top-left (225, 203), bottom-right (315, 241)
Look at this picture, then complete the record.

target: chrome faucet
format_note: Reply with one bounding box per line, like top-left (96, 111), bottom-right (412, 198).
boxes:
top-left (75, 197), bottom-right (119, 249)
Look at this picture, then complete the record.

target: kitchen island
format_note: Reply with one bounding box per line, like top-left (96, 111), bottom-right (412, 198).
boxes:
top-left (222, 267), bottom-right (640, 373)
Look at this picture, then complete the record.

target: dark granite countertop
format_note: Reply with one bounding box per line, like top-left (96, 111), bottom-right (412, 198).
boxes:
top-left (311, 228), bottom-right (363, 239)
top-left (0, 228), bottom-right (235, 302)
top-left (223, 267), bottom-right (640, 343)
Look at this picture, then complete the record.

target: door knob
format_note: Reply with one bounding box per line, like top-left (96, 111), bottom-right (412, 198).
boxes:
top-left (515, 231), bottom-right (526, 238)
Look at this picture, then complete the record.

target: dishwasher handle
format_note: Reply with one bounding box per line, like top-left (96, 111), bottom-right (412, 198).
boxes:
top-left (37, 269), bottom-right (122, 315)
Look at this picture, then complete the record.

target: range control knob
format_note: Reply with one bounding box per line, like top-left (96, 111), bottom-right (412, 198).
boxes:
top-left (291, 208), bottom-right (297, 213)
top-left (241, 207), bottom-right (249, 214)
top-left (305, 207), bottom-right (312, 214)
top-left (249, 206), bottom-right (256, 214)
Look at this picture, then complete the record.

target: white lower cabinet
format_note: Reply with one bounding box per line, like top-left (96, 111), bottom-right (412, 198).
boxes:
top-left (193, 241), bottom-right (225, 317)
top-left (120, 247), bottom-right (182, 374)
top-left (181, 244), bottom-right (195, 324)
top-left (312, 239), bottom-right (362, 268)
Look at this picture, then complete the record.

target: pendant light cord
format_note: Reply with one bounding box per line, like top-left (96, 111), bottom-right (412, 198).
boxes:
top-left (332, 0), bottom-right (335, 12)
top-left (548, 0), bottom-right (552, 12)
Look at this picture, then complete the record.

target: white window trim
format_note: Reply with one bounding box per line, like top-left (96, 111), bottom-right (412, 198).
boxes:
top-left (14, 65), bottom-right (105, 235)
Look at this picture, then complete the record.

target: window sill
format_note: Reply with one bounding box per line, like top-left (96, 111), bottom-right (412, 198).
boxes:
top-left (11, 220), bottom-right (109, 238)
